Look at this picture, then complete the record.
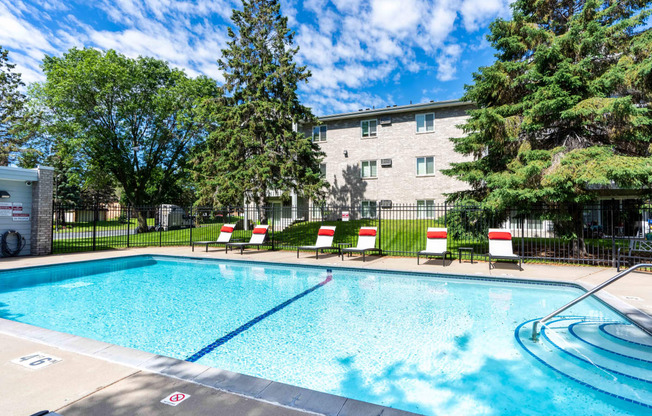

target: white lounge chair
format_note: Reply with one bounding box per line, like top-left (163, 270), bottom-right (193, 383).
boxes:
top-left (417, 227), bottom-right (451, 265)
top-left (297, 226), bottom-right (337, 259)
top-left (488, 228), bottom-right (522, 270)
top-left (341, 227), bottom-right (381, 262)
top-left (192, 223), bottom-right (236, 252)
top-left (226, 224), bottom-right (269, 254)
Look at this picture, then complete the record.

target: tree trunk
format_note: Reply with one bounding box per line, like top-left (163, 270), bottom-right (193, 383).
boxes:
top-left (570, 203), bottom-right (587, 257)
top-left (136, 210), bottom-right (149, 233)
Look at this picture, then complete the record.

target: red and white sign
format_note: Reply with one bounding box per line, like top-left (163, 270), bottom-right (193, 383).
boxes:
top-left (342, 211), bottom-right (350, 222)
top-left (11, 203), bottom-right (29, 222)
top-left (0, 202), bottom-right (11, 217)
top-left (160, 392), bottom-right (190, 406)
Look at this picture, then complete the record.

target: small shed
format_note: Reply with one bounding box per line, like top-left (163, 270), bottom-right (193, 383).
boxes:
top-left (0, 166), bottom-right (54, 256)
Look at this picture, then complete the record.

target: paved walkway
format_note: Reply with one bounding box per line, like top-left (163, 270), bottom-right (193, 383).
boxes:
top-left (0, 247), bottom-right (651, 416)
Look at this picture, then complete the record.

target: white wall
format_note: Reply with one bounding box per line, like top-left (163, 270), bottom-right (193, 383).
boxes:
top-left (0, 179), bottom-right (33, 256)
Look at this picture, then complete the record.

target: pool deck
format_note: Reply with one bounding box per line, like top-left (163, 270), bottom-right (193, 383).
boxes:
top-left (1, 247), bottom-right (651, 416)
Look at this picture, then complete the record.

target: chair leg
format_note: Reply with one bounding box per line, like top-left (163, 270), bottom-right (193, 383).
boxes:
top-left (297, 248), bottom-right (299, 259)
top-left (417, 254), bottom-right (420, 265)
top-left (316, 250), bottom-right (319, 259)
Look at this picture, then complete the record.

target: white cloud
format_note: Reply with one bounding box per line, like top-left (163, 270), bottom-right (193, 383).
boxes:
top-left (0, 0), bottom-right (512, 114)
top-left (436, 44), bottom-right (463, 81)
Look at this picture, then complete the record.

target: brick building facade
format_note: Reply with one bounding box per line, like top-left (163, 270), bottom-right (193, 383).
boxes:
top-left (301, 100), bottom-right (473, 211)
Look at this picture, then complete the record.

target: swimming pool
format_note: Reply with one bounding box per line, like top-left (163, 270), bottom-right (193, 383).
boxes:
top-left (0, 255), bottom-right (649, 415)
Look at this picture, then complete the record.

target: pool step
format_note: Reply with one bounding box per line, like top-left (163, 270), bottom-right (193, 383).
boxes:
top-left (516, 317), bottom-right (652, 410)
top-left (600, 323), bottom-right (652, 349)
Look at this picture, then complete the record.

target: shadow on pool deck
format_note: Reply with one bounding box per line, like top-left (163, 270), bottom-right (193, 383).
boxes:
top-left (59, 372), bottom-right (312, 416)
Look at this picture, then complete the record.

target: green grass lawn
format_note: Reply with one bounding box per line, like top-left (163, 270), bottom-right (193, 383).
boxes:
top-left (52, 217), bottom-right (628, 266)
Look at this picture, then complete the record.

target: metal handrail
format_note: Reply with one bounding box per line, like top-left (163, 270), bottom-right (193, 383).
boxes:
top-left (531, 263), bottom-right (652, 341)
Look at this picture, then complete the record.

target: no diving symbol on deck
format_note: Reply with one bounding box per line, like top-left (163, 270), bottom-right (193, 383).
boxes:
top-left (161, 391), bottom-right (190, 406)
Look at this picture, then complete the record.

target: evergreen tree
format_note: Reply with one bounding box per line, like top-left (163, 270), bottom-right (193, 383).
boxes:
top-left (444, 0), bottom-right (652, 253)
top-left (195, 0), bottom-right (326, 207)
top-left (0, 47), bottom-right (27, 165)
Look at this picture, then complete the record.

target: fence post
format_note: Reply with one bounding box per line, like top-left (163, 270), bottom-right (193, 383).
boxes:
top-left (159, 206), bottom-right (162, 247)
top-left (611, 203), bottom-right (616, 268)
top-left (271, 205), bottom-right (275, 250)
top-left (189, 205), bottom-right (193, 246)
top-left (521, 213), bottom-right (525, 258)
top-left (378, 203), bottom-right (382, 255)
top-left (50, 201), bottom-right (55, 254)
top-left (92, 202), bottom-right (98, 251)
top-left (126, 204), bottom-right (131, 248)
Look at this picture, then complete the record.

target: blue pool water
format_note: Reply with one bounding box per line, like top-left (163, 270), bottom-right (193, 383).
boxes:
top-left (0, 255), bottom-right (647, 415)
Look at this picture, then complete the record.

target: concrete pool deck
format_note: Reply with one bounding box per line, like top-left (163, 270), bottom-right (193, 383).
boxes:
top-left (1, 247), bottom-right (651, 416)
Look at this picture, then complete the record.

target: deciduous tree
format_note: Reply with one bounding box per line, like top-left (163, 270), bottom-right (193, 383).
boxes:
top-left (38, 48), bottom-right (219, 230)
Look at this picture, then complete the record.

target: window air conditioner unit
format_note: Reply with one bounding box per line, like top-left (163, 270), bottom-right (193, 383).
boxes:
top-left (380, 158), bottom-right (392, 167)
top-left (379, 116), bottom-right (391, 125)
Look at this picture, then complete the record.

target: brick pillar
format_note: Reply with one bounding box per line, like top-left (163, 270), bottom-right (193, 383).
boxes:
top-left (30, 166), bottom-right (54, 255)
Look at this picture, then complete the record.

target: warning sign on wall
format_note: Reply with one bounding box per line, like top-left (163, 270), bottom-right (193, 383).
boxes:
top-left (0, 202), bottom-right (11, 217)
top-left (11, 203), bottom-right (29, 222)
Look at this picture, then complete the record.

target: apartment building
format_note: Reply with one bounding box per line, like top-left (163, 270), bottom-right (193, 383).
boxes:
top-left (302, 99), bottom-right (473, 213)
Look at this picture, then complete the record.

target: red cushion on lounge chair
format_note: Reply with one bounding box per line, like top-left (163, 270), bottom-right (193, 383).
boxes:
top-left (427, 231), bottom-right (447, 239)
top-left (253, 227), bottom-right (267, 234)
top-left (489, 231), bottom-right (511, 240)
top-left (359, 228), bottom-right (376, 236)
top-left (318, 229), bottom-right (335, 236)
top-left (220, 226), bottom-right (234, 233)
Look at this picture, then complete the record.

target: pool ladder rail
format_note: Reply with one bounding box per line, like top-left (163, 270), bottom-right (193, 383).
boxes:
top-left (531, 263), bottom-right (652, 342)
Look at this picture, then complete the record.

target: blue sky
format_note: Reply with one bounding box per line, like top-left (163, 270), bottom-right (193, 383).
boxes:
top-left (1, 0), bottom-right (514, 115)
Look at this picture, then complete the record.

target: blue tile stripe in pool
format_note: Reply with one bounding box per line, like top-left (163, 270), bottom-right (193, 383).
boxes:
top-left (515, 318), bottom-right (652, 410)
top-left (185, 269), bottom-right (334, 363)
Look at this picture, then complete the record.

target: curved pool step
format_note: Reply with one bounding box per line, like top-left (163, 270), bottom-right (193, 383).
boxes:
top-left (600, 323), bottom-right (652, 350)
top-left (544, 321), bottom-right (652, 383)
top-left (569, 322), bottom-right (652, 364)
top-left (516, 318), bottom-right (652, 410)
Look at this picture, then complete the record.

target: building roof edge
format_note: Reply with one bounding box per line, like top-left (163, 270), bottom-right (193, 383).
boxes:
top-left (317, 99), bottom-right (473, 122)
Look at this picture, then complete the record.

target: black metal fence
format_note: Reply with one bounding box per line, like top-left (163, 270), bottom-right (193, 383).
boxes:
top-left (51, 201), bottom-right (652, 267)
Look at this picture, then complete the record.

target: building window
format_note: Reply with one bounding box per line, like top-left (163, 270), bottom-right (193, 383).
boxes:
top-left (416, 156), bottom-right (435, 176)
top-left (416, 113), bottom-right (435, 133)
top-left (312, 125), bottom-right (327, 142)
top-left (361, 200), bottom-right (377, 218)
top-left (361, 160), bottom-right (377, 178)
top-left (417, 200), bottom-right (435, 219)
top-left (319, 163), bottom-right (327, 178)
top-left (361, 119), bottom-right (377, 138)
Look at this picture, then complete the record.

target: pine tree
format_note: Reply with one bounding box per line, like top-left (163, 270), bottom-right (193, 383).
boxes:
top-left (0, 47), bottom-right (27, 165)
top-left (444, 0), bottom-right (652, 253)
top-left (196, 0), bottom-right (326, 207)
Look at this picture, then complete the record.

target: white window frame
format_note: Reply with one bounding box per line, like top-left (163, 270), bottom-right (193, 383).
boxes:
top-left (319, 163), bottom-right (327, 178)
top-left (361, 119), bottom-right (378, 138)
top-left (416, 113), bottom-right (435, 133)
top-left (417, 200), bottom-right (436, 219)
top-left (361, 160), bottom-right (378, 179)
top-left (416, 156), bottom-right (435, 176)
top-left (361, 200), bottom-right (377, 219)
top-left (312, 125), bottom-right (327, 142)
